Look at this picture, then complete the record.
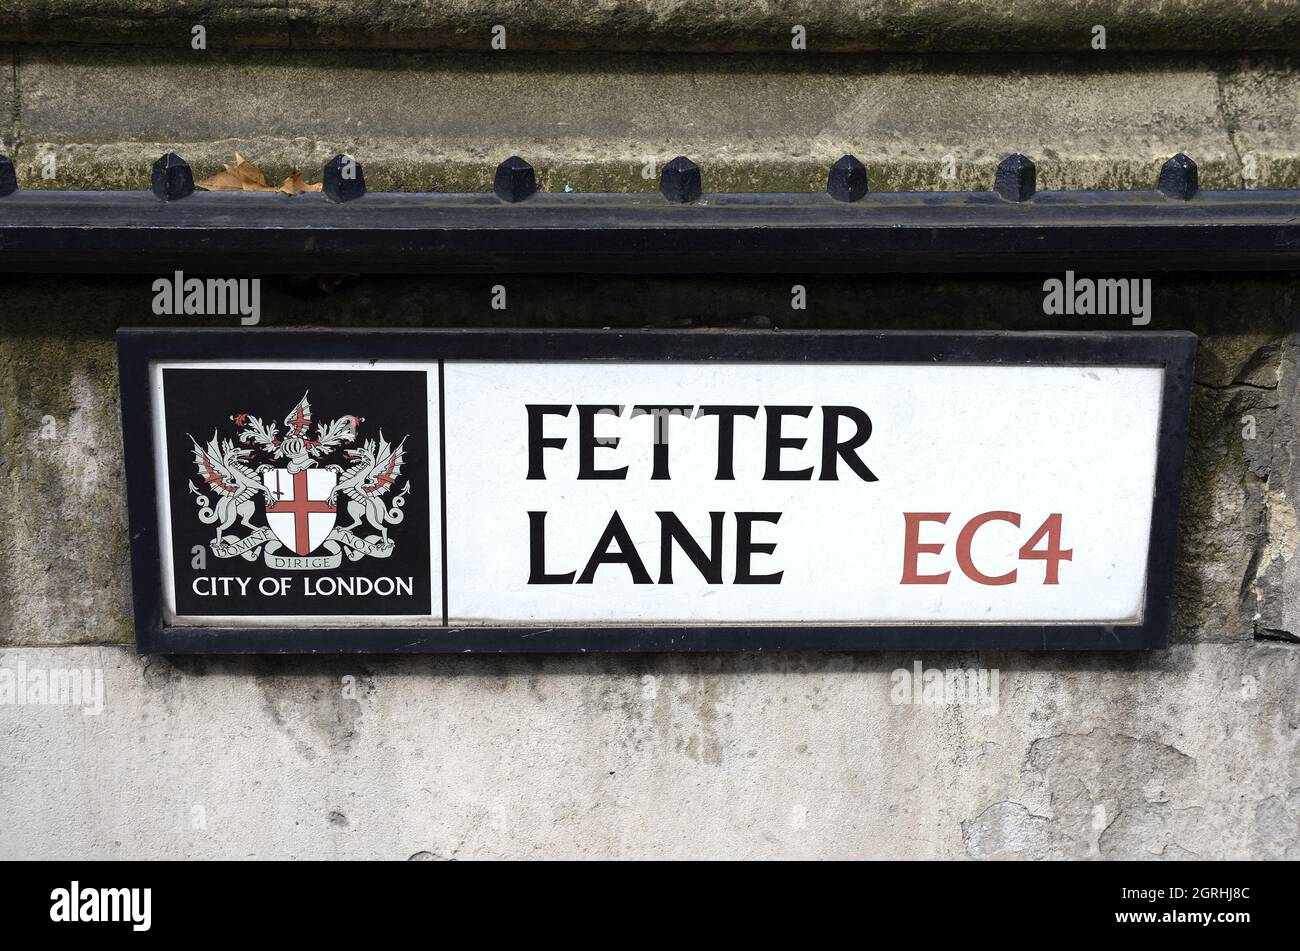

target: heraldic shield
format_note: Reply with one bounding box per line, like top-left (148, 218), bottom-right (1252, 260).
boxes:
top-left (262, 467), bottom-right (338, 556)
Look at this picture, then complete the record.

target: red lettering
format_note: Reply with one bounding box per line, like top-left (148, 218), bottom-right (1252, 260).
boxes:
top-left (955, 511), bottom-right (1020, 585)
top-left (900, 512), bottom-right (1072, 586)
top-left (901, 513), bottom-right (951, 584)
top-left (1018, 513), bottom-right (1072, 584)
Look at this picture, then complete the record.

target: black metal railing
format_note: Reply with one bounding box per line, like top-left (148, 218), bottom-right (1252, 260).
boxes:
top-left (1, 152), bottom-right (1297, 274)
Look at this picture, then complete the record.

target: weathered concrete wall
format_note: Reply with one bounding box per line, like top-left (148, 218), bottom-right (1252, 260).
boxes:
top-left (0, 276), bottom-right (1297, 859)
top-left (1, 643), bottom-right (1296, 860)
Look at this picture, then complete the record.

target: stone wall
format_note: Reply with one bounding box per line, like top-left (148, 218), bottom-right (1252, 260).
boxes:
top-left (2, 1), bottom-right (1298, 52)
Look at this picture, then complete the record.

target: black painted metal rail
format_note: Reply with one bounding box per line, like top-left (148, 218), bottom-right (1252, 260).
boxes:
top-left (1, 152), bottom-right (1297, 274)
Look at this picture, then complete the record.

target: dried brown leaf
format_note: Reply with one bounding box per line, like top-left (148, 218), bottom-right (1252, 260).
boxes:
top-left (196, 168), bottom-right (245, 191)
top-left (198, 154), bottom-right (322, 195)
top-left (278, 172), bottom-right (323, 196)
top-left (232, 152), bottom-right (267, 187)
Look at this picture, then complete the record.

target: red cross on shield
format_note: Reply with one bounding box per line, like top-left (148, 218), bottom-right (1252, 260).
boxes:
top-left (263, 468), bottom-right (337, 556)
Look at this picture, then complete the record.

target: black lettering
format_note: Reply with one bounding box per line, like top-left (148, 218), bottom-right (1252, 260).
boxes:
top-left (527, 511), bottom-right (576, 583)
top-left (657, 511), bottom-right (725, 583)
top-left (631, 405), bottom-right (694, 480)
top-left (577, 405), bottom-right (628, 480)
top-left (735, 512), bottom-right (784, 584)
top-left (577, 511), bottom-right (652, 583)
top-left (696, 405), bottom-right (759, 480)
top-left (526, 405), bottom-right (570, 480)
top-left (820, 406), bottom-right (878, 481)
top-left (764, 406), bottom-right (814, 480)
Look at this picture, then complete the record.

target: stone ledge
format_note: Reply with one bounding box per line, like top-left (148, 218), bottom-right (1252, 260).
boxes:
top-left (4, 48), bottom-right (1299, 192)
top-left (2, 1), bottom-right (1300, 53)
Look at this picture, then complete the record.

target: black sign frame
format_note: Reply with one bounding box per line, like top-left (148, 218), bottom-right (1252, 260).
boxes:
top-left (119, 328), bottom-right (1195, 654)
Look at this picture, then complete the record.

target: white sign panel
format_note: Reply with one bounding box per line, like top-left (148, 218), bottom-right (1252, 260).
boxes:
top-left (443, 362), bottom-right (1160, 625)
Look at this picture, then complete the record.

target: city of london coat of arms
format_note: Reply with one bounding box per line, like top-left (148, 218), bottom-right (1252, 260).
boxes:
top-left (187, 393), bottom-right (412, 569)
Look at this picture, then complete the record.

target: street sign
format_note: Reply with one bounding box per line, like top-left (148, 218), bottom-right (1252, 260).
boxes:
top-left (119, 329), bottom-right (1195, 652)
